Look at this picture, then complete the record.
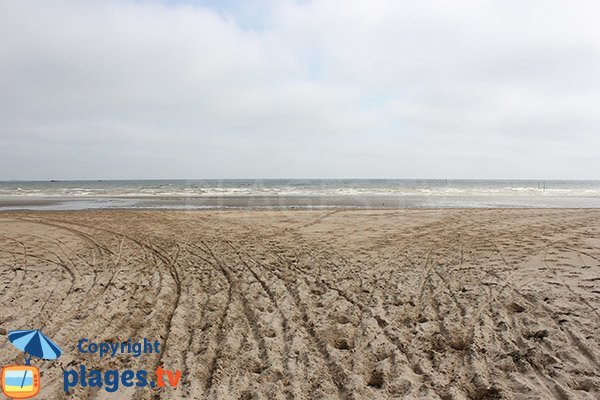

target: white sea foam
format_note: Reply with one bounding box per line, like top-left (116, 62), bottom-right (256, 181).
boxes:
top-left (1, 180), bottom-right (599, 209)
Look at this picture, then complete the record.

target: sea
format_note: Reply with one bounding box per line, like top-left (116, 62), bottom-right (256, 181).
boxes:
top-left (0, 179), bottom-right (599, 210)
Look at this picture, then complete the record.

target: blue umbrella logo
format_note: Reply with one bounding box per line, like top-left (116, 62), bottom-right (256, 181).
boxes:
top-left (4, 329), bottom-right (62, 395)
top-left (8, 330), bottom-right (62, 365)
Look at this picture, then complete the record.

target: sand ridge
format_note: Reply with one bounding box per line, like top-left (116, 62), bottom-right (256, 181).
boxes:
top-left (0, 209), bottom-right (599, 399)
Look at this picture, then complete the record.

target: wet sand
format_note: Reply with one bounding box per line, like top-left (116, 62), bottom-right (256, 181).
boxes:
top-left (2, 194), bottom-right (600, 210)
top-left (0, 209), bottom-right (599, 399)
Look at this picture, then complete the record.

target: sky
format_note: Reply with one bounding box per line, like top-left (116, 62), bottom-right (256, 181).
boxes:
top-left (1, 0), bottom-right (599, 180)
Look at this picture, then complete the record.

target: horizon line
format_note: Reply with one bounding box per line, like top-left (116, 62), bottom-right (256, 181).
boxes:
top-left (1, 178), bottom-right (599, 182)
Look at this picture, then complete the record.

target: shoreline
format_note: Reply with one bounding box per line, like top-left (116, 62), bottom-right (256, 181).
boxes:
top-left (1, 194), bottom-right (600, 210)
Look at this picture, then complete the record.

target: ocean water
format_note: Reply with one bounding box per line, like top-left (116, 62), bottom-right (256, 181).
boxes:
top-left (0, 179), bottom-right (599, 210)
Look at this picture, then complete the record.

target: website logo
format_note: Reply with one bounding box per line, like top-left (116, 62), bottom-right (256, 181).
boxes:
top-left (63, 338), bottom-right (183, 393)
top-left (1, 329), bottom-right (62, 399)
top-left (2, 331), bottom-right (183, 397)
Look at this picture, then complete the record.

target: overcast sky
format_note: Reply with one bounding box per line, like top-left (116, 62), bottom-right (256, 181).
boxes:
top-left (1, 0), bottom-right (599, 180)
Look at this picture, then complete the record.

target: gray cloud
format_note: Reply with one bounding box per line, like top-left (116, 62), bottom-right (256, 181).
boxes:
top-left (1, 0), bottom-right (599, 179)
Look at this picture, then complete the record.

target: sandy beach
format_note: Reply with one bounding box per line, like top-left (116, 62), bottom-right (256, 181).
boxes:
top-left (0, 209), bottom-right (599, 399)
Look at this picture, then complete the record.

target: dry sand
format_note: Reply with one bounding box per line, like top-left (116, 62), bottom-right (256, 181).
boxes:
top-left (0, 209), bottom-right (599, 399)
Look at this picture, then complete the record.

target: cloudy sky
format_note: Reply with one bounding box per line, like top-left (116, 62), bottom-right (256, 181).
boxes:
top-left (1, 0), bottom-right (599, 180)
